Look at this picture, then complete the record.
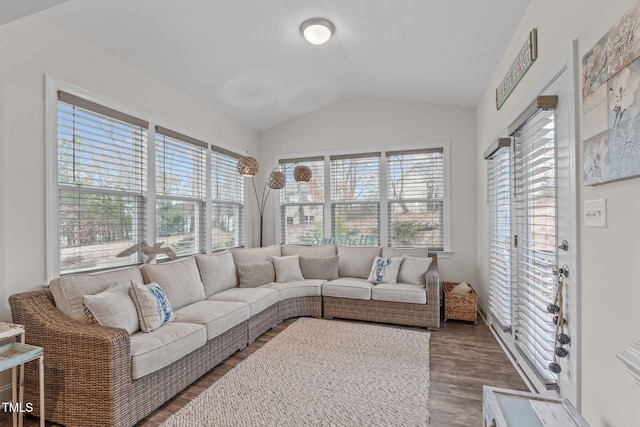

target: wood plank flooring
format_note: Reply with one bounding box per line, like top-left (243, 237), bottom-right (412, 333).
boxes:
top-left (4, 316), bottom-right (528, 427)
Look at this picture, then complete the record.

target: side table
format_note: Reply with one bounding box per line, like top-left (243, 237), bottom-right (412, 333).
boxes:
top-left (483, 386), bottom-right (589, 427)
top-left (0, 323), bottom-right (44, 427)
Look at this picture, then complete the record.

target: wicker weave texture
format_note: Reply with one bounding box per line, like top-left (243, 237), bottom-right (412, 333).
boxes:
top-left (443, 282), bottom-right (478, 323)
top-left (248, 304), bottom-right (279, 343)
top-left (278, 296), bottom-right (322, 322)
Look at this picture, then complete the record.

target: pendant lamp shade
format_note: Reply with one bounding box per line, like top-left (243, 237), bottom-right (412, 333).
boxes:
top-left (237, 156), bottom-right (259, 177)
top-left (268, 171), bottom-right (286, 189)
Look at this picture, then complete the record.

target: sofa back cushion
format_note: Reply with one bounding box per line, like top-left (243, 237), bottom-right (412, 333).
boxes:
top-left (336, 246), bottom-right (381, 279)
top-left (195, 251), bottom-right (237, 296)
top-left (281, 245), bottom-right (336, 257)
top-left (50, 266), bottom-right (144, 322)
top-left (381, 247), bottom-right (429, 258)
top-left (141, 257), bottom-right (206, 310)
top-left (231, 245), bottom-right (281, 264)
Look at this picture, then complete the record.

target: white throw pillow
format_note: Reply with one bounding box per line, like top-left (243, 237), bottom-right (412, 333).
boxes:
top-left (367, 256), bottom-right (404, 284)
top-left (272, 255), bottom-right (305, 283)
top-left (397, 256), bottom-right (433, 287)
top-left (451, 281), bottom-right (473, 293)
top-left (129, 280), bottom-right (176, 333)
top-left (82, 282), bottom-right (140, 335)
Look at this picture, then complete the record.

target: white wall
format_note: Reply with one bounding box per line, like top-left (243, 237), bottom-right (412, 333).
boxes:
top-left (0, 16), bottom-right (257, 325)
top-left (258, 96), bottom-right (478, 287)
top-left (475, 1), bottom-right (640, 426)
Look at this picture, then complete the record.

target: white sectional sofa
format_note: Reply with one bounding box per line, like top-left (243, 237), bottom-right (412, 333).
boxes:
top-left (9, 244), bottom-right (439, 427)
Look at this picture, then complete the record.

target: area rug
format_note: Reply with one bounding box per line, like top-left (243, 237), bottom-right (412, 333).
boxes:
top-left (160, 318), bottom-right (431, 426)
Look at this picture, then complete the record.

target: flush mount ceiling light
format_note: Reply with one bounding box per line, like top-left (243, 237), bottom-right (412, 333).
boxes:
top-left (300, 18), bottom-right (334, 45)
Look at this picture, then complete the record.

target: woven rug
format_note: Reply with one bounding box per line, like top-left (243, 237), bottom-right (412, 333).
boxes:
top-left (160, 318), bottom-right (430, 426)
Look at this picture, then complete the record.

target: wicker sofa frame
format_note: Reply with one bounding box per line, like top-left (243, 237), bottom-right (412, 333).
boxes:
top-left (8, 249), bottom-right (440, 427)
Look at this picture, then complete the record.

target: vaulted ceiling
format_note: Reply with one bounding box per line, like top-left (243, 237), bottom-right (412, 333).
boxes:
top-left (6, 0), bottom-right (531, 131)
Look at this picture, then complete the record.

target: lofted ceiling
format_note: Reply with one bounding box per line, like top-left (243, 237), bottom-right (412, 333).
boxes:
top-left (26, 0), bottom-right (531, 131)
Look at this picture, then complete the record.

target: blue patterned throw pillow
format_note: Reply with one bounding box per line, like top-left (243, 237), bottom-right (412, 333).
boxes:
top-left (129, 280), bottom-right (176, 332)
top-left (367, 256), bottom-right (404, 284)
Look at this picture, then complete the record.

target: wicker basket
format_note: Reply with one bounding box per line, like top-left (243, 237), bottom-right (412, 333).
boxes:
top-left (443, 282), bottom-right (478, 325)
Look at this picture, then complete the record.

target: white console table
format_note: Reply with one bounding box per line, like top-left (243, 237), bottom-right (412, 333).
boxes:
top-left (483, 386), bottom-right (589, 427)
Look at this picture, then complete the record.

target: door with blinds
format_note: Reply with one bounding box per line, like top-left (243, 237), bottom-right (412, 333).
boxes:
top-left (510, 67), bottom-right (578, 404)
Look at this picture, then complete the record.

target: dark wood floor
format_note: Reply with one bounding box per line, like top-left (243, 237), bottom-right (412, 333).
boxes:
top-left (6, 316), bottom-right (528, 427)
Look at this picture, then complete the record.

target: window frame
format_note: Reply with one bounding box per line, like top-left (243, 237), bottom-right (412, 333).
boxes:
top-left (45, 76), bottom-right (248, 280)
top-left (274, 142), bottom-right (451, 253)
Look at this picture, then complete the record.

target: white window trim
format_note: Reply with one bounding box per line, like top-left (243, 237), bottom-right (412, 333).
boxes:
top-left (44, 75), bottom-right (249, 282)
top-left (273, 141), bottom-right (451, 255)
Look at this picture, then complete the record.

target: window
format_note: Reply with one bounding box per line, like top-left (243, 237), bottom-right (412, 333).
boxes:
top-left (50, 84), bottom-right (246, 276)
top-left (57, 91), bottom-right (147, 273)
top-left (155, 127), bottom-right (206, 257)
top-left (387, 149), bottom-right (444, 250)
top-left (278, 144), bottom-right (449, 249)
top-left (331, 154), bottom-right (380, 246)
top-left (485, 139), bottom-right (512, 330)
top-left (279, 157), bottom-right (324, 245)
top-left (211, 148), bottom-right (245, 250)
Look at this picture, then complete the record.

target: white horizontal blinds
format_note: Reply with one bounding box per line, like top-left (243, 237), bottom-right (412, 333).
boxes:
top-left (57, 91), bottom-right (147, 273)
top-left (211, 148), bottom-right (244, 250)
top-left (487, 145), bottom-right (512, 330)
top-left (387, 149), bottom-right (444, 249)
top-left (155, 127), bottom-right (206, 257)
top-left (279, 157), bottom-right (325, 244)
top-left (512, 108), bottom-right (558, 384)
top-left (330, 153), bottom-right (380, 246)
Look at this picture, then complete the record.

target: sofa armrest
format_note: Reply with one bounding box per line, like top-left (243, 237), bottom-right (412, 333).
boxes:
top-left (426, 256), bottom-right (441, 308)
top-left (9, 289), bottom-right (132, 415)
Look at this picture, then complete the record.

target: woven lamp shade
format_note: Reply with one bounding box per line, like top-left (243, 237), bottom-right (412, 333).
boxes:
top-left (268, 171), bottom-right (286, 189)
top-left (237, 156), bottom-right (259, 177)
top-left (293, 165), bottom-right (312, 183)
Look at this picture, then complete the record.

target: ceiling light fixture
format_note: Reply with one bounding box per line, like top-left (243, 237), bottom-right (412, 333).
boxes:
top-left (300, 18), bottom-right (334, 45)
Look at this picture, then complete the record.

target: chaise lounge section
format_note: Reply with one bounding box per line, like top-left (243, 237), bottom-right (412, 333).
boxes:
top-left (9, 245), bottom-right (440, 427)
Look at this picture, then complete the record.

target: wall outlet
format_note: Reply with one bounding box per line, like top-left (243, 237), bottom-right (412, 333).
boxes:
top-left (584, 199), bottom-right (606, 228)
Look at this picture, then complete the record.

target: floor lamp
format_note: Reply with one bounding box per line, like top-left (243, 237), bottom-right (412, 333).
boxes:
top-left (237, 156), bottom-right (311, 247)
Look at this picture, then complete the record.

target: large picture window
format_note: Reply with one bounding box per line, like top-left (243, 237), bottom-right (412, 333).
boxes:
top-left (50, 85), bottom-right (245, 276)
top-left (278, 144), bottom-right (450, 250)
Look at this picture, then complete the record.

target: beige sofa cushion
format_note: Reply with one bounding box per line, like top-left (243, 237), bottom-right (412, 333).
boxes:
top-left (262, 279), bottom-right (324, 299)
top-left (237, 261), bottom-right (275, 288)
top-left (397, 256), bottom-right (433, 287)
top-left (207, 287), bottom-right (279, 316)
top-left (281, 245), bottom-right (336, 257)
top-left (336, 246), bottom-right (381, 279)
top-left (322, 277), bottom-right (375, 300)
top-left (371, 283), bottom-right (427, 304)
top-left (381, 247), bottom-right (430, 258)
top-left (130, 322), bottom-right (206, 379)
top-left (195, 251), bottom-right (237, 296)
top-left (173, 300), bottom-right (249, 340)
top-left (82, 282), bottom-right (140, 334)
top-left (231, 245), bottom-right (281, 264)
top-left (129, 281), bottom-right (177, 333)
top-left (299, 255), bottom-right (339, 280)
top-left (50, 266), bottom-right (144, 322)
top-left (141, 257), bottom-right (206, 310)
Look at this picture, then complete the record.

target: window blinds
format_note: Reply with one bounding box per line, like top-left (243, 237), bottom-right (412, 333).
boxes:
top-left (211, 149), bottom-right (244, 250)
top-left (155, 128), bottom-right (206, 257)
top-left (486, 143), bottom-right (512, 330)
top-left (57, 94), bottom-right (146, 273)
top-left (279, 157), bottom-right (324, 245)
top-left (330, 154), bottom-right (380, 246)
top-left (387, 149), bottom-right (444, 250)
top-left (512, 108), bottom-right (558, 385)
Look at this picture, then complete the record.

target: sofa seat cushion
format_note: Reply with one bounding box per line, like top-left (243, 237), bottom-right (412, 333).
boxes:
top-left (262, 279), bottom-right (324, 299)
top-left (130, 322), bottom-right (206, 380)
top-left (371, 283), bottom-right (427, 304)
top-left (173, 300), bottom-right (249, 340)
top-left (207, 288), bottom-right (279, 316)
top-left (322, 278), bottom-right (374, 300)
top-left (50, 266), bottom-right (144, 322)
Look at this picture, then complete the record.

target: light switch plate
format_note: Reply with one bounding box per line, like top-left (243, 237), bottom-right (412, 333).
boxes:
top-left (584, 199), bottom-right (607, 227)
